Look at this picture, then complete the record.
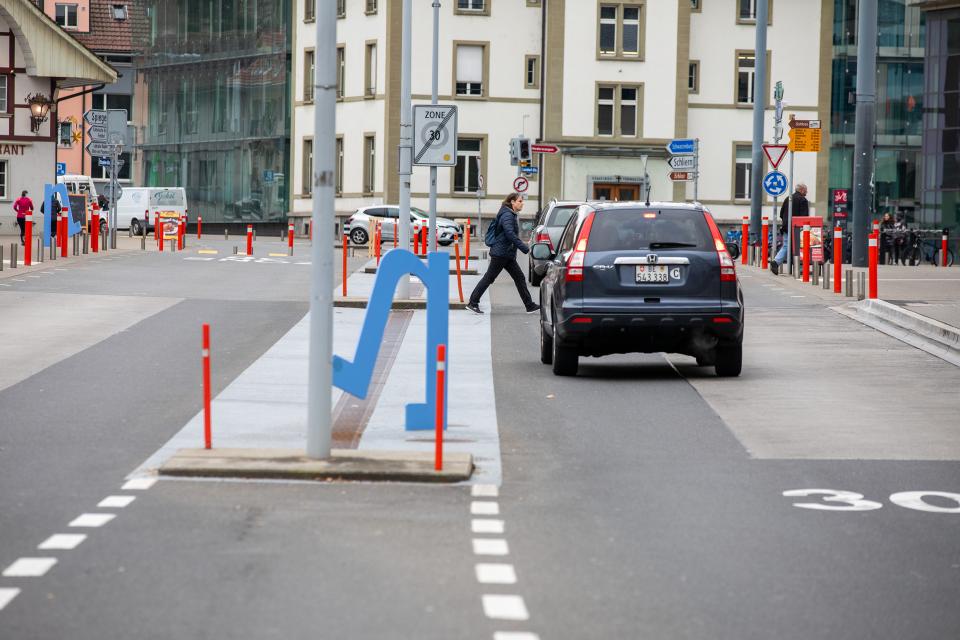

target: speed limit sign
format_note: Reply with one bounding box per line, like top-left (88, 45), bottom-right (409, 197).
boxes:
top-left (513, 176), bottom-right (529, 193)
top-left (413, 104), bottom-right (458, 166)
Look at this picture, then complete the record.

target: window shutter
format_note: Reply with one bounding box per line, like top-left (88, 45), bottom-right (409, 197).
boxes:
top-left (456, 46), bottom-right (483, 83)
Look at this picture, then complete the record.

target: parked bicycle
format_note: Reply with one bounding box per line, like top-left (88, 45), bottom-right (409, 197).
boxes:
top-left (900, 230), bottom-right (954, 267)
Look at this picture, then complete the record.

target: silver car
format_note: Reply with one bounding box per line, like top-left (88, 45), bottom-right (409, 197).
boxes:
top-left (343, 205), bottom-right (463, 246)
top-left (527, 200), bottom-right (583, 286)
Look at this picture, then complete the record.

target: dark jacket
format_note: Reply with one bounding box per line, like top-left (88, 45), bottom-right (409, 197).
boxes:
top-left (489, 205), bottom-right (529, 259)
top-left (778, 192), bottom-right (809, 234)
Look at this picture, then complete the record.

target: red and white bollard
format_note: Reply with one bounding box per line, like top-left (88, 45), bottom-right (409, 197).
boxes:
top-left (178, 218), bottom-right (185, 250)
top-left (60, 213), bottom-right (68, 258)
top-left (942, 232), bottom-right (949, 268)
top-left (24, 213), bottom-right (32, 266)
top-left (375, 222), bottom-right (381, 266)
top-left (202, 323), bottom-right (212, 450)
top-left (833, 226), bottom-right (842, 294)
top-left (91, 211), bottom-right (100, 253)
top-left (288, 222), bottom-right (295, 256)
top-left (342, 232), bottom-right (348, 297)
top-left (435, 344), bottom-right (447, 472)
top-left (197, 215), bottom-right (203, 239)
top-left (868, 232), bottom-right (879, 299)
top-left (144, 210), bottom-right (149, 236)
top-left (741, 215), bottom-right (748, 266)
top-left (413, 225), bottom-right (420, 255)
top-left (393, 219), bottom-right (398, 248)
top-left (760, 216), bottom-right (769, 270)
top-left (464, 223), bottom-right (471, 270)
top-left (802, 224), bottom-right (811, 283)
top-left (246, 224), bottom-right (253, 256)
top-left (154, 212), bottom-right (160, 246)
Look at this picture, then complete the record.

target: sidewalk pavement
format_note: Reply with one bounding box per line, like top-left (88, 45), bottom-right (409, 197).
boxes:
top-left (136, 252), bottom-right (501, 485)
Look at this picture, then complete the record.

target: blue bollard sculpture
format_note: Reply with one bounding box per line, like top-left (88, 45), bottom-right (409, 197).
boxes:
top-left (43, 184), bottom-right (82, 247)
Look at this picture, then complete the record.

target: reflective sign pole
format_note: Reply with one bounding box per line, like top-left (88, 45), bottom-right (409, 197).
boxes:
top-left (396, 0), bottom-right (413, 299)
top-left (428, 1), bottom-right (440, 253)
top-left (749, 0), bottom-right (769, 238)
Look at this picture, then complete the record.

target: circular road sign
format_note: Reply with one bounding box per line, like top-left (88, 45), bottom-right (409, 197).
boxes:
top-left (762, 170), bottom-right (788, 197)
top-left (513, 176), bottom-right (529, 193)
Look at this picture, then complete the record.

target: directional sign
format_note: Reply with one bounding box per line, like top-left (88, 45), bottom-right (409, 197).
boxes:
top-left (84, 110), bottom-right (108, 127)
top-left (98, 157), bottom-right (125, 168)
top-left (788, 124), bottom-right (822, 152)
top-left (520, 166), bottom-right (539, 175)
top-left (413, 104), bottom-right (458, 166)
top-left (762, 143), bottom-right (789, 169)
top-left (88, 124), bottom-right (108, 141)
top-left (530, 144), bottom-right (559, 154)
top-left (669, 171), bottom-right (695, 182)
top-left (668, 156), bottom-right (696, 171)
top-left (666, 139), bottom-right (696, 155)
top-left (762, 170), bottom-right (789, 197)
top-left (85, 141), bottom-right (113, 157)
top-left (56, 162), bottom-right (66, 177)
top-left (513, 176), bottom-right (529, 193)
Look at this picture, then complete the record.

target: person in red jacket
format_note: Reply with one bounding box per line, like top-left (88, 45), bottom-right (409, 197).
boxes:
top-left (13, 190), bottom-right (33, 245)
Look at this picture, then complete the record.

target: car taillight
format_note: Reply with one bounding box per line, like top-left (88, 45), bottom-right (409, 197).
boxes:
top-left (565, 212), bottom-right (595, 282)
top-left (535, 230), bottom-right (552, 248)
top-left (703, 211), bottom-right (737, 282)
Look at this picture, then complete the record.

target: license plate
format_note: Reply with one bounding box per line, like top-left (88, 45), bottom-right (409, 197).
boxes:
top-left (635, 265), bottom-right (669, 283)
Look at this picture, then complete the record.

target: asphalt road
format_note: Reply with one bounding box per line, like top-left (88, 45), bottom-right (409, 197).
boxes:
top-left (1, 251), bottom-right (958, 639)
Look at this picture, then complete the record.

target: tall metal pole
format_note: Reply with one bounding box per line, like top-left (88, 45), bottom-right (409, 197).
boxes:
top-left (111, 145), bottom-right (120, 249)
top-left (693, 138), bottom-right (699, 202)
top-left (396, 0), bottom-right (413, 298)
top-left (307, 0), bottom-right (336, 459)
top-left (428, 1), bottom-right (440, 253)
top-left (787, 149), bottom-right (795, 273)
top-left (851, 0), bottom-right (878, 268)
top-left (749, 0), bottom-right (769, 238)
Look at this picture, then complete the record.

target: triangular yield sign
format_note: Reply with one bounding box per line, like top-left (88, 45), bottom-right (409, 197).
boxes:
top-left (763, 144), bottom-right (789, 169)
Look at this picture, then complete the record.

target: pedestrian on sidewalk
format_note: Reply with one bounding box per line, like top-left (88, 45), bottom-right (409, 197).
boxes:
top-left (879, 213), bottom-right (895, 265)
top-left (892, 213), bottom-right (908, 265)
top-left (466, 193), bottom-right (540, 315)
top-left (13, 190), bottom-right (33, 245)
top-left (770, 182), bottom-right (809, 275)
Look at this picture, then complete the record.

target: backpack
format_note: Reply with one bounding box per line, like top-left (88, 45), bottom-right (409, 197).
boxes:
top-left (484, 212), bottom-right (502, 247)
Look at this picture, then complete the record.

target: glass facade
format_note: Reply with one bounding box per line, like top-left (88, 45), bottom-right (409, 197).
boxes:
top-left (920, 8), bottom-right (960, 234)
top-left (135, 0), bottom-right (290, 224)
top-left (829, 0), bottom-right (925, 225)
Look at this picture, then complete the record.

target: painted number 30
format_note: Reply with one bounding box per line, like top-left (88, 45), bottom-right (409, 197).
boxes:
top-left (783, 489), bottom-right (960, 513)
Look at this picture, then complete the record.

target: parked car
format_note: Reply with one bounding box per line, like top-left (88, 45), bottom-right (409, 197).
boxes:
top-left (532, 202), bottom-right (744, 377)
top-left (114, 187), bottom-right (188, 234)
top-left (343, 205), bottom-right (463, 246)
top-left (528, 200), bottom-right (583, 286)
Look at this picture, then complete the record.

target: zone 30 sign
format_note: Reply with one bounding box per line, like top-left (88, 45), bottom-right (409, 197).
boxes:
top-left (413, 105), bottom-right (458, 167)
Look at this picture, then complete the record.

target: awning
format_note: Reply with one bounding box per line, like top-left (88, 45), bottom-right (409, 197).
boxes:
top-left (0, 0), bottom-right (117, 86)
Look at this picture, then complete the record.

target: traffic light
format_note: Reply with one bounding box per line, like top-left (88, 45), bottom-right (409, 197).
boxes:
top-left (518, 137), bottom-right (531, 163)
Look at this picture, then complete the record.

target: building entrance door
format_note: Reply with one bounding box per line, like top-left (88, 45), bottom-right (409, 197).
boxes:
top-left (592, 183), bottom-right (640, 201)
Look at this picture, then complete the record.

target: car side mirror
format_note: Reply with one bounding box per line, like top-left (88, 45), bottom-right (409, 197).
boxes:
top-left (531, 242), bottom-right (553, 260)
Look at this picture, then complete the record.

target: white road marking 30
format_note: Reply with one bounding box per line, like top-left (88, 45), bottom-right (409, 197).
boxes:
top-left (784, 489), bottom-right (960, 513)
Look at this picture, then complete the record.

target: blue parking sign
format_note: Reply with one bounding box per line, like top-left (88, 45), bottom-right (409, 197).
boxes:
top-left (762, 170), bottom-right (788, 197)
top-left (56, 162), bottom-right (66, 177)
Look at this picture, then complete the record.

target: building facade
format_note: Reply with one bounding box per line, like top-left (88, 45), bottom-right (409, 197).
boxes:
top-left (0, 0), bottom-right (115, 231)
top-left (135, 0), bottom-right (291, 225)
top-left (291, 0), bottom-right (542, 231)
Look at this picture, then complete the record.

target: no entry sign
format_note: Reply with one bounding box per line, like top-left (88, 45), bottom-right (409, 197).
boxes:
top-left (513, 176), bottom-right (529, 193)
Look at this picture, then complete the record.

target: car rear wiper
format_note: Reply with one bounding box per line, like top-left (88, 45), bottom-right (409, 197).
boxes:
top-left (648, 242), bottom-right (697, 249)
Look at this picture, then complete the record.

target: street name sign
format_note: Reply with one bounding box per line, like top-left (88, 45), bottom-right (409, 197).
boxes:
top-left (98, 157), bottom-right (125, 168)
top-left (513, 176), bottom-right (529, 193)
top-left (669, 171), bottom-right (695, 182)
top-left (521, 166), bottom-right (539, 175)
top-left (762, 170), bottom-right (788, 197)
top-left (762, 143), bottom-right (789, 169)
top-left (667, 156), bottom-right (696, 171)
top-left (530, 144), bottom-right (558, 154)
top-left (413, 104), bottom-right (458, 166)
top-left (665, 139), bottom-right (696, 155)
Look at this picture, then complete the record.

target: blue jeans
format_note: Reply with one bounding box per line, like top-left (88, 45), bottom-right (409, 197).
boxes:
top-left (774, 242), bottom-right (788, 265)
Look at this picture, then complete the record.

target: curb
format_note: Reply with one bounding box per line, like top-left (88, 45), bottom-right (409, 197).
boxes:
top-left (159, 448), bottom-right (474, 483)
top-left (334, 297), bottom-right (468, 310)
top-left (363, 266), bottom-right (480, 276)
top-left (833, 299), bottom-right (960, 368)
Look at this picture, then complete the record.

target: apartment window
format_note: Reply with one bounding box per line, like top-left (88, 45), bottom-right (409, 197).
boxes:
top-left (598, 3), bottom-right (645, 59)
top-left (58, 122), bottom-right (73, 146)
top-left (366, 0), bottom-right (378, 14)
top-left (736, 52), bottom-right (756, 104)
top-left (454, 138), bottom-right (482, 193)
top-left (304, 0), bottom-right (315, 21)
top-left (363, 135), bottom-right (376, 195)
top-left (302, 139), bottom-right (313, 196)
top-left (734, 145), bottom-right (752, 200)
top-left (457, 0), bottom-right (486, 13)
top-left (738, 0), bottom-right (756, 22)
top-left (455, 44), bottom-right (485, 97)
top-left (691, 0), bottom-right (701, 11)
top-left (596, 83), bottom-right (642, 138)
top-left (688, 61), bottom-right (699, 93)
top-left (335, 136), bottom-right (344, 195)
top-left (0, 76), bottom-right (8, 112)
top-left (365, 42), bottom-right (377, 97)
top-left (92, 93), bottom-right (133, 117)
top-left (112, 4), bottom-right (127, 20)
top-left (55, 4), bottom-right (78, 28)
top-left (304, 50), bottom-right (315, 102)
top-left (336, 46), bottom-right (345, 99)
top-left (337, 0), bottom-right (346, 18)
top-left (524, 55), bottom-right (540, 89)
top-left (0, 160), bottom-right (7, 200)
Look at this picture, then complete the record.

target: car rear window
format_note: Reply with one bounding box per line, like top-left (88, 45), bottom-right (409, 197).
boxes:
top-left (546, 205), bottom-right (577, 228)
top-left (587, 208), bottom-right (713, 252)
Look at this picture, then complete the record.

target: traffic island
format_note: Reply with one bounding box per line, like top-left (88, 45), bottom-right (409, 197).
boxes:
top-left (333, 296), bottom-right (469, 310)
top-left (159, 448), bottom-right (474, 483)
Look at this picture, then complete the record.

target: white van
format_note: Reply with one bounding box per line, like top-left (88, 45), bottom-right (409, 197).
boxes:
top-left (115, 187), bottom-right (188, 234)
top-left (57, 174), bottom-right (100, 203)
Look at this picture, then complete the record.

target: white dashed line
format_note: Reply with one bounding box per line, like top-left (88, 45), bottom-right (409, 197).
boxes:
top-left (69, 513), bottom-right (116, 528)
top-left (482, 595), bottom-right (529, 621)
top-left (494, 633), bottom-right (540, 640)
top-left (38, 534), bottom-right (87, 550)
top-left (471, 484), bottom-right (499, 498)
top-left (791, 295), bottom-right (805, 298)
top-left (2, 558), bottom-right (57, 577)
top-left (471, 501), bottom-right (500, 516)
top-left (0, 588), bottom-right (20, 611)
top-left (473, 538), bottom-right (510, 556)
top-left (472, 519), bottom-right (505, 534)
top-left (475, 563), bottom-right (517, 585)
top-left (98, 495), bottom-right (136, 508)
top-left (122, 477), bottom-right (157, 490)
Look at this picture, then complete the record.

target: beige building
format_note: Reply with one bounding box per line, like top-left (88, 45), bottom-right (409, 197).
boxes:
top-left (292, 0), bottom-right (832, 228)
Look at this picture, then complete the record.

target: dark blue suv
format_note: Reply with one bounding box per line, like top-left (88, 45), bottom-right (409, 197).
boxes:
top-left (531, 202), bottom-right (744, 377)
